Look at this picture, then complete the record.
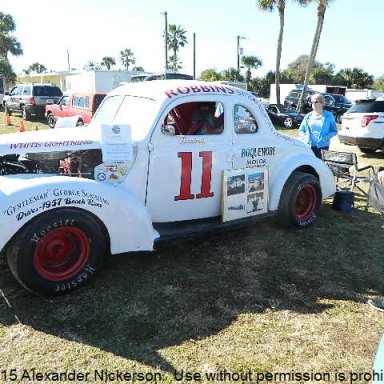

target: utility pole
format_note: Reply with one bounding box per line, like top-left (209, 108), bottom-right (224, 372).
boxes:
top-left (161, 11), bottom-right (168, 72)
top-left (237, 35), bottom-right (245, 72)
top-left (67, 49), bottom-right (70, 71)
top-left (193, 33), bottom-right (196, 79)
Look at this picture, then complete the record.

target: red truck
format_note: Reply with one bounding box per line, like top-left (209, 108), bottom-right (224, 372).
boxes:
top-left (45, 92), bottom-right (106, 128)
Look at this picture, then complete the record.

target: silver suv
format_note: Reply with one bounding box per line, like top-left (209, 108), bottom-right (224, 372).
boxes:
top-left (4, 83), bottom-right (63, 120)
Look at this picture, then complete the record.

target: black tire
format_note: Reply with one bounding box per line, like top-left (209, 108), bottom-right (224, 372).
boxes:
top-left (21, 105), bottom-right (31, 121)
top-left (7, 208), bottom-right (107, 295)
top-left (283, 116), bottom-right (293, 128)
top-left (278, 172), bottom-right (322, 229)
top-left (358, 147), bottom-right (376, 154)
top-left (4, 105), bottom-right (11, 115)
top-left (336, 114), bottom-right (342, 124)
top-left (47, 113), bottom-right (56, 128)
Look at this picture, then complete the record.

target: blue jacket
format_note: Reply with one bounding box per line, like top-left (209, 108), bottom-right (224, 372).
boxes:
top-left (299, 110), bottom-right (338, 148)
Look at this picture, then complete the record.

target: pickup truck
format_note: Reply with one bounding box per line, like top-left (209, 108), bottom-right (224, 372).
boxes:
top-left (45, 92), bottom-right (106, 128)
top-left (0, 80), bottom-right (335, 295)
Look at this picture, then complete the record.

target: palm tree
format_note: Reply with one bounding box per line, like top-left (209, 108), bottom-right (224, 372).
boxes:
top-left (241, 55), bottom-right (263, 87)
top-left (221, 67), bottom-right (244, 82)
top-left (120, 48), bottom-right (136, 71)
top-left (166, 24), bottom-right (187, 71)
top-left (168, 54), bottom-right (182, 72)
top-left (0, 12), bottom-right (23, 58)
top-left (297, 0), bottom-right (334, 112)
top-left (101, 56), bottom-right (116, 70)
top-left (83, 60), bottom-right (101, 71)
top-left (256, 0), bottom-right (286, 104)
top-left (27, 62), bottom-right (47, 74)
top-left (0, 12), bottom-right (23, 85)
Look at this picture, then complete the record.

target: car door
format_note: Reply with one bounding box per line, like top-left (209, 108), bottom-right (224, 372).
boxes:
top-left (8, 86), bottom-right (21, 110)
top-left (146, 99), bottom-right (232, 223)
top-left (59, 95), bottom-right (70, 118)
top-left (231, 102), bottom-right (282, 212)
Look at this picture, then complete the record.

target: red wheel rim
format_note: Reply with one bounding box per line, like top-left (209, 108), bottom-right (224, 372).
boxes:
top-left (295, 184), bottom-right (317, 220)
top-left (34, 226), bottom-right (90, 281)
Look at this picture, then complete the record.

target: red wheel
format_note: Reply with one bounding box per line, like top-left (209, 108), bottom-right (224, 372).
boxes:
top-left (278, 172), bottom-right (322, 228)
top-left (7, 208), bottom-right (106, 295)
top-left (294, 184), bottom-right (317, 221)
top-left (34, 226), bottom-right (90, 281)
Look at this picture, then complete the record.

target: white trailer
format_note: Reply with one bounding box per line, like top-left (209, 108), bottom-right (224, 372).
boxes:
top-left (65, 70), bottom-right (141, 93)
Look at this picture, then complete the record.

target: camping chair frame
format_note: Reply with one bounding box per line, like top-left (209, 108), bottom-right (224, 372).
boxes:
top-left (321, 149), bottom-right (375, 197)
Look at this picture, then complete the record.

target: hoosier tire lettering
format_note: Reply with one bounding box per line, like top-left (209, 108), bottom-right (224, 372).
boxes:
top-left (7, 208), bottom-right (107, 295)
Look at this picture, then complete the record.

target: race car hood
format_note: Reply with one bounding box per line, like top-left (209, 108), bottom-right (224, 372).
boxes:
top-left (0, 126), bottom-right (102, 156)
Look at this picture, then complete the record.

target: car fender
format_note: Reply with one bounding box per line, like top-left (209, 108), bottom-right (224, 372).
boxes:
top-left (268, 151), bottom-right (336, 211)
top-left (0, 175), bottom-right (159, 255)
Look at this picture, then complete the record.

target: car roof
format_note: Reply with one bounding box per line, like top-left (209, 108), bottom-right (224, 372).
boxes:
top-left (108, 80), bottom-right (253, 104)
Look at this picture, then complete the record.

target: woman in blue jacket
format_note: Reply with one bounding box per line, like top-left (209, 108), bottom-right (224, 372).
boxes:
top-left (299, 93), bottom-right (338, 158)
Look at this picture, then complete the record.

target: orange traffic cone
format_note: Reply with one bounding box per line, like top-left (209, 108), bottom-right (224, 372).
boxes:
top-left (19, 119), bottom-right (25, 132)
top-left (6, 113), bottom-right (12, 126)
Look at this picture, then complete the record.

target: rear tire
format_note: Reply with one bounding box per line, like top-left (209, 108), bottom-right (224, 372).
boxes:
top-left (278, 172), bottom-right (322, 229)
top-left (47, 113), bottom-right (56, 128)
top-left (7, 208), bottom-right (106, 295)
top-left (4, 105), bottom-right (11, 115)
top-left (21, 106), bottom-right (31, 121)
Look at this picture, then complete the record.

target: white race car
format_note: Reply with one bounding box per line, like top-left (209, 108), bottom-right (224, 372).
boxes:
top-left (0, 80), bottom-right (335, 295)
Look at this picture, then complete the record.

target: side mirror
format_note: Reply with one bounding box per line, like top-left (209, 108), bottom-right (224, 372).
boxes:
top-left (5, 91), bottom-right (9, 96)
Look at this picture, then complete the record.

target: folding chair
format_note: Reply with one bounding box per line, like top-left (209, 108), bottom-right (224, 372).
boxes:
top-left (321, 149), bottom-right (375, 196)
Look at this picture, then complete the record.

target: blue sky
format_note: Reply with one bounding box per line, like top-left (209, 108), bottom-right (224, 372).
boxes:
top-left (3, 0), bottom-right (384, 79)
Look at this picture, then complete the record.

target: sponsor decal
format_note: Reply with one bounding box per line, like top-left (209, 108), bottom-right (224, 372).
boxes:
top-left (179, 137), bottom-right (205, 145)
top-left (241, 146), bottom-right (276, 168)
top-left (165, 84), bottom-right (235, 98)
top-left (8, 140), bottom-right (94, 151)
top-left (3, 188), bottom-right (110, 222)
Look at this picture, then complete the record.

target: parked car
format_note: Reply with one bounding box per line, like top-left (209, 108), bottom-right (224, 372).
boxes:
top-left (4, 83), bottom-right (63, 120)
top-left (45, 92), bottom-right (106, 128)
top-left (338, 98), bottom-right (384, 153)
top-left (284, 89), bottom-right (316, 112)
top-left (284, 89), bottom-right (352, 122)
top-left (0, 80), bottom-right (335, 295)
top-left (265, 103), bottom-right (305, 128)
top-left (328, 94), bottom-right (352, 123)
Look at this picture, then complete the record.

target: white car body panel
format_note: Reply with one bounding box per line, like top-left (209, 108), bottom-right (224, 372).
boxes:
top-left (0, 175), bottom-right (158, 254)
top-left (0, 80), bottom-right (336, 257)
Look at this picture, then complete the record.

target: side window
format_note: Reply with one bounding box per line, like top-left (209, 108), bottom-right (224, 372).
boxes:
top-left (73, 96), bottom-right (85, 108)
top-left (10, 86), bottom-right (18, 96)
top-left (162, 102), bottom-right (224, 136)
top-left (23, 86), bottom-right (31, 95)
top-left (234, 104), bottom-right (258, 134)
top-left (61, 96), bottom-right (69, 107)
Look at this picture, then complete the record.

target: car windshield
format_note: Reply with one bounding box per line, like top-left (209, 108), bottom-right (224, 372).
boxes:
top-left (92, 95), bottom-right (158, 141)
top-left (347, 100), bottom-right (384, 113)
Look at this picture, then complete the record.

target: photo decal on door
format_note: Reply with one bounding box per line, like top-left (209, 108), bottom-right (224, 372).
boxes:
top-left (222, 168), bottom-right (268, 222)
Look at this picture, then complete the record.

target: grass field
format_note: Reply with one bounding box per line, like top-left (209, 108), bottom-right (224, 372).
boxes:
top-left (0, 112), bottom-right (383, 383)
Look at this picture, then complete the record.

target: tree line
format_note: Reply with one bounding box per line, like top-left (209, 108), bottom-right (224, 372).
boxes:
top-left (1, 8), bottom-right (384, 96)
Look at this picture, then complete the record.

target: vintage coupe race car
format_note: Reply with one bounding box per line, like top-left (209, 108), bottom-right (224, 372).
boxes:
top-left (0, 80), bottom-right (335, 295)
